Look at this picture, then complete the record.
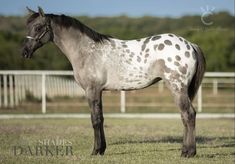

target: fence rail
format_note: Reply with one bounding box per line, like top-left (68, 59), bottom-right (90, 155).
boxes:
top-left (0, 70), bottom-right (234, 114)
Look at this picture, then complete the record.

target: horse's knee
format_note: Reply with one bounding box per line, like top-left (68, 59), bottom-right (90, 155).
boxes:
top-left (181, 108), bottom-right (196, 119)
top-left (188, 107), bottom-right (196, 126)
top-left (189, 107), bottom-right (196, 119)
top-left (91, 114), bottom-right (104, 128)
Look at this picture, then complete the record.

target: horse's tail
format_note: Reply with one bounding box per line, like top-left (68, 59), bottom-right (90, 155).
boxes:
top-left (188, 44), bottom-right (206, 101)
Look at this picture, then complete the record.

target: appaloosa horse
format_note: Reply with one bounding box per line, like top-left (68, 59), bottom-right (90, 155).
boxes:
top-left (22, 7), bottom-right (206, 157)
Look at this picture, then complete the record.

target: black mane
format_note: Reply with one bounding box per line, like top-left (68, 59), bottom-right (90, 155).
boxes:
top-left (48, 14), bottom-right (111, 43)
top-left (27, 13), bottom-right (111, 43)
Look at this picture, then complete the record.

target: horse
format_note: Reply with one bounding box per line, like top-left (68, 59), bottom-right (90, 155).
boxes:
top-left (22, 7), bottom-right (206, 157)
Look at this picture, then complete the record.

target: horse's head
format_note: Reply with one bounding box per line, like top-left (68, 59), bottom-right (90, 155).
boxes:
top-left (22, 7), bottom-right (53, 58)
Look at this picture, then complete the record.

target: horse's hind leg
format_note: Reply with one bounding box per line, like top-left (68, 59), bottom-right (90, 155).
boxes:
top-left (166, 83), bottom-right (196, 157)
top-left (176, 93), bottom-right (196, 157)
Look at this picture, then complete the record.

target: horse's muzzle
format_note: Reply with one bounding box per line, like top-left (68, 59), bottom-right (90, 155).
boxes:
top-left (22, 47), bottom-right (33, 58)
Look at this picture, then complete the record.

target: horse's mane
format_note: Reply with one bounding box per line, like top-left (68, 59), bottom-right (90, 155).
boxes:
top-left (27, 13), bottom-right (111, 43)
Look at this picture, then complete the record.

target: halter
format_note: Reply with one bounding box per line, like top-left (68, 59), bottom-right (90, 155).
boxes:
top-left (26, 24), bottom-right (51, 42)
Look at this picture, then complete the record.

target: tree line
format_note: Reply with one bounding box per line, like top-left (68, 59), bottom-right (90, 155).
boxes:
top-left (0, 12), bottom-right (234, 71)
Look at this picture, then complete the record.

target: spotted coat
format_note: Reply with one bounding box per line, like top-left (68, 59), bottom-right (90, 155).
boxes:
top-left (102, 33), bottom-right (197, 92)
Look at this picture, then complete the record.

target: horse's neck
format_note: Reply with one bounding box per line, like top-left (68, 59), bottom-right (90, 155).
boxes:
top-left (52, 24), bottom-right (91, 66)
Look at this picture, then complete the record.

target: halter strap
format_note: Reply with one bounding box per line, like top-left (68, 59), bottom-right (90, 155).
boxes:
top-left (26, 25), bottom-right (50, 41)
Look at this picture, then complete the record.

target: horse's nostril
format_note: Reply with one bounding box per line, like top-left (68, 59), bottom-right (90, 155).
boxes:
top-left (22, 48), bottom-right (28, 57)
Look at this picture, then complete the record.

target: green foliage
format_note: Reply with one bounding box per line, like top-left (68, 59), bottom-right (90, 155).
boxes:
top-left (188, 29), bottom-right (235, 71)
top-left (0, 12), bottom-right (234, 71)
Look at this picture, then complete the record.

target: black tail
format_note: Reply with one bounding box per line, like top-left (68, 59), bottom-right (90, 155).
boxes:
top-left (188, 44), bottom-right (206, 101)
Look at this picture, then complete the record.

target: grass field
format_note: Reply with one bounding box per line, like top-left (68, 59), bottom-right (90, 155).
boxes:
top-left (0, 118), bottom-right (234, 164)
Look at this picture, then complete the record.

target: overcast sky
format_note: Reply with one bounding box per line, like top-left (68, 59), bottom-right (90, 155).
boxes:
top-left (0, 0), bottom-right (234, 17)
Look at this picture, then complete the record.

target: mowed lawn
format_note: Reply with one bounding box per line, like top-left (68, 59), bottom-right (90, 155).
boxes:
top-left (0, 118), bottom-right (234, 164)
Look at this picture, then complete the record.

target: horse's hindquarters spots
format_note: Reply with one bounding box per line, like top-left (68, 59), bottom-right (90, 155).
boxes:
top-left (164, 40), bottom-right (172, 46)
top-left (151, 35), bottom-right (161, 41)
top-left (175, 44), bottom-right (181, 50)
top-left (158, 44), bottom-right (165, 51)
top-left (167, 57), bottom-right (172, 62)
top-left (185, 51), bottom-right (190, 58)
top-left (179, 66), bottom-right (187, 74)
top-left (151, 59), bottom-right (172, 75)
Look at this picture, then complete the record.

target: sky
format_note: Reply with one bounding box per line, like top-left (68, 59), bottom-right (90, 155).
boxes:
top-left (0, 0), bottom-right (234, 17)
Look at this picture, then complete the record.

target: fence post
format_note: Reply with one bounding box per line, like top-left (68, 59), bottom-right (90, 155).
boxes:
top-left (9, 75), bottom-right (14, 108)
top-left (213, 79), bottom-right (218, 95)
top-left (0, 77), bottom-right (2, 107)
top-left (42, 74), bottom-right (46, 114)
top-left (14, 75), bottom-right (19, 106)
top-left (3, 75), bottom-right (8, 108)
top-left (158, 81), bottom-right (164, 92)
top-left (21, 76), bottom-right (26, 101)
top-left (120, 91), bottom-right (126, 113)
top-left (197, 85), bottom-right (202, 112)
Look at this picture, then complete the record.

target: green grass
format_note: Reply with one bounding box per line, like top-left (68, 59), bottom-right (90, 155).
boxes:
top-left (0, 118), bottom-right (234, 164)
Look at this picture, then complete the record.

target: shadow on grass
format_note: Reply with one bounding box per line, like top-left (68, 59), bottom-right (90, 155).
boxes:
top-left (198, 152), bottom-right (235, 159)
top-left (108, 136), bottom-right (234, 156)
top-left (110, 136), bottom-right (234, 147)
top-left (106, 148), bottom-right (164, 156)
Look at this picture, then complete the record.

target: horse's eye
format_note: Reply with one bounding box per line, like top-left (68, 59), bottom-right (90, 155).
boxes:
top-left (35, 26), bottom-right (42, 32)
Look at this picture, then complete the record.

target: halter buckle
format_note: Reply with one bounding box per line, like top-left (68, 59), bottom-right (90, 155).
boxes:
top-left (26, 36), bottom-right (35, 40)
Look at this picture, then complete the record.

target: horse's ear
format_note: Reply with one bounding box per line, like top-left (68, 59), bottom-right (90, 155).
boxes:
top-left (38, 6), bottom-right (45, 17)
top-left (26, 6), bottom-right (36, 15)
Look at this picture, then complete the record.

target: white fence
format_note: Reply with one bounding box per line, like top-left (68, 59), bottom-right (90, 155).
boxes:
top-left (0, 70), bottom-right (234, 114)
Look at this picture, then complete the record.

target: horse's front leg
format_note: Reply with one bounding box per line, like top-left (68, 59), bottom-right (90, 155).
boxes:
top-left (86, 88), bottom-right (106, 155)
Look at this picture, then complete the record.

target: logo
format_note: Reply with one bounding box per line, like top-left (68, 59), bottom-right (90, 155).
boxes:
top-left (200, 5), bottom-right (215, 26)
top-left (12, 137), bottom-right (75, 157)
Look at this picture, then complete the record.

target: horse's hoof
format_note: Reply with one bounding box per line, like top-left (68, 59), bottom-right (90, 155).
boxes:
top-left (99, 152), bottom-right (105, 155)
top-left (181, 151), bottom-right (188, 157)
top-left (99, 147), bottom-right (106, 155)
top-left (181, 145), bottom-right (188, 157)
top-left (99, 150), bottom-right (105, 155)
top-left (91, 148), bottom-right (106, 156)
top-left (186, 149), bottom-right (196, 158)
top-left (91, 149), bottom-right (99, 155)
top-left (181, 148), bottom-right (196, 158)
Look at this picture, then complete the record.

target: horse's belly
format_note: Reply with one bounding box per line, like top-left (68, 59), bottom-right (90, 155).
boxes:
top-left (104, 73), bottom-right (159, 91)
